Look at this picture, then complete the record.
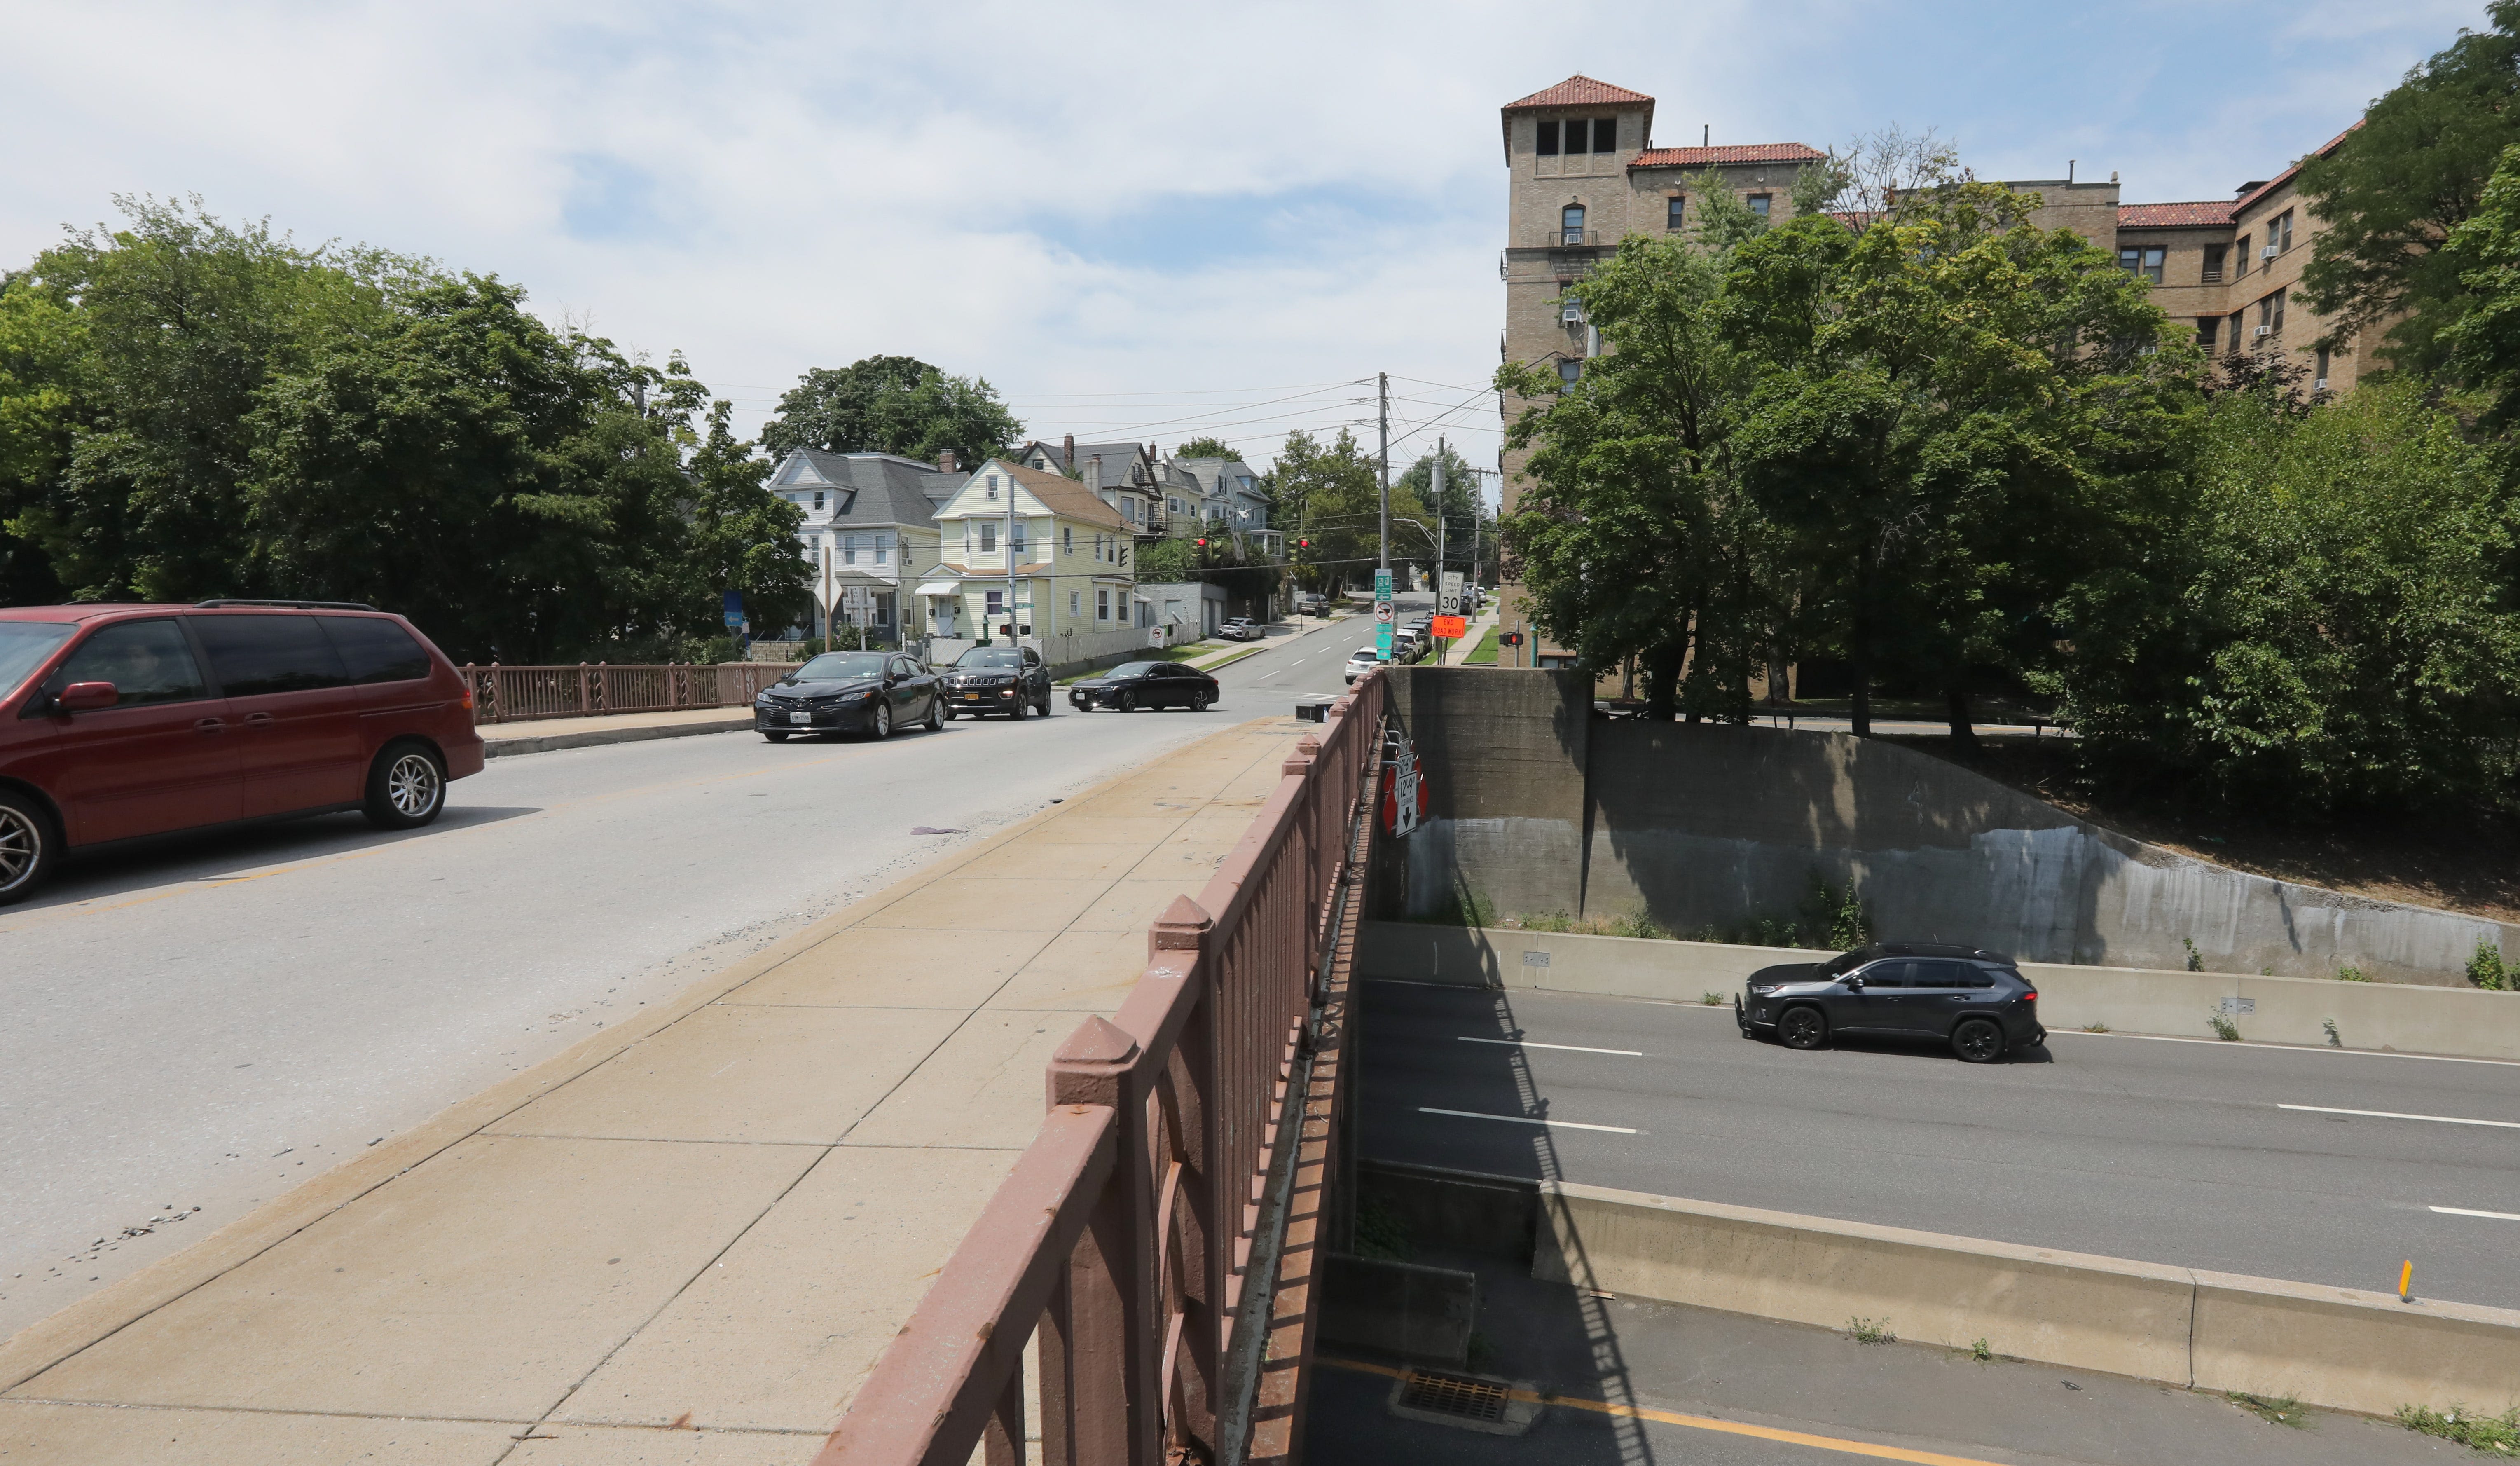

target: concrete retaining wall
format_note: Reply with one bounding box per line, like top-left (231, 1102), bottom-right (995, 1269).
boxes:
top-left (1535, 1181), bottom-right (2520, 1419)
top-left (1316, 1255), bottom-right (1478, 1365)
top-left (1382, 668), bottom-right (2516, 986)
top-left (1358, 921), bottom-right (2520, 1061)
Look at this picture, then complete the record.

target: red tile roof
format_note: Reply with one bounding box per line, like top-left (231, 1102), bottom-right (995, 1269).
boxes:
top-left (1504, 76), bottom-right (1655, 110)
top-left (2117, 201), bottom-right (2237, 229)
top-left (2232, 123), bottom-right (2359, 215)
top-left (1633, 143), bottom-right (1826, 169)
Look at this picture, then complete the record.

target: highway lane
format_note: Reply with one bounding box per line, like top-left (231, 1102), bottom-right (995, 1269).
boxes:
top-left (0, 614), bottom-right (1368, 1339)
top-left (1360, 980), bottom-right (2520, 1308)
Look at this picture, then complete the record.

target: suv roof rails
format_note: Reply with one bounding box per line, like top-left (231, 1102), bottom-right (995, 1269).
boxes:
top-left (194, 598), bottom-right (381, 612)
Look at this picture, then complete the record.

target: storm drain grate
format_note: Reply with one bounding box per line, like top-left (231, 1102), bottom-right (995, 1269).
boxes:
top-left (1396, 1370), bottom-right (1511, 1424)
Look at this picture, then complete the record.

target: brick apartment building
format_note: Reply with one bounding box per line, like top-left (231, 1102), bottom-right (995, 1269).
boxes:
top-left (1493, 75), bottom-right (2376, 671)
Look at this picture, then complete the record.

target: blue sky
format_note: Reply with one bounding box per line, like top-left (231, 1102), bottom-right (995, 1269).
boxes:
top-left (0, 0), bottom-right (2486, 487)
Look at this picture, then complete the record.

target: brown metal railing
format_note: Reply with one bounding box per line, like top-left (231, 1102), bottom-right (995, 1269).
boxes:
top-left (454, 662), bottom-right (793, 724)
top-left (819, 671), bottom-right (1387, 1466)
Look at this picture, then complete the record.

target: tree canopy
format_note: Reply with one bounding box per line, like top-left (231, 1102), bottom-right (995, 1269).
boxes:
top-left (1268, 428), bottom-right (1427, 596)
top-left (1173, 436), bottom-right (1233, 460)
top-left (758, 354), bottom-right (1023, 468)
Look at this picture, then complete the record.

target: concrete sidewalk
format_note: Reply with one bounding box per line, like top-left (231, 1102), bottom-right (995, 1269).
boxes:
top-left (0, 717), bottom-right (1317, 1464)
top-left (481, 706), bottom-right (756, 758)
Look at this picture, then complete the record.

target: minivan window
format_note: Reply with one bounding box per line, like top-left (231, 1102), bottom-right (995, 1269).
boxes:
top-left (0, 622), bottom-right (75, 700)
top-left (52, 620), bottom-right (208, 706)
top-left (318, 616), bottom-right (431, 684)
top-left (190, 614), bottom-right (350, 697)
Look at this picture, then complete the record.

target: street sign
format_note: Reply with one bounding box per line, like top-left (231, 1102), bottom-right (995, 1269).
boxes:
top-left (1431, 615), bottom-right (1467, 639)
top-left (1380, 729), bottom-right (1427, 836)
top-left (1439, 570), bottom-right (1464, 616)
top-left (723, 589), bottom-right (745, 629)
top-left (1373, 568), bottom-right (1395, 660)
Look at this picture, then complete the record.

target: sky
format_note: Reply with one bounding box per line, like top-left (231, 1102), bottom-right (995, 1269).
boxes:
top-left (0, 0), bottom-right (2489, 503)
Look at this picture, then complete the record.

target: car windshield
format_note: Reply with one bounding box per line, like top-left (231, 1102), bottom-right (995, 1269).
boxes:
top-left (793, 652), bottom-right (889, 681)
top-left (1108, 661), bottom-right (1161, 677)
top-left (0, 621), bottom-right (75, 699)
top-left (1820, 949), bottom-right (1874, 977)
top-left (955, 649), bottom-right (1024, 670)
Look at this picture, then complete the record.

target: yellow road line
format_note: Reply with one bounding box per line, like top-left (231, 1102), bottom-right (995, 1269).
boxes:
top-left (1322, 1357), bottom-right (2013, 1466)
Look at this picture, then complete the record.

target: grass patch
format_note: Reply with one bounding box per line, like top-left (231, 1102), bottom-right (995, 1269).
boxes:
top-left (2396, 1403), bottom-right (2519, 1451)
top-left (1970, 1337), bottom-right (1994, 1362)
top-left (1700, 991), bottom-right (1725, 1006)
top-left (1515, 909), bottom-right (1670, 940)
top-left (1464, 625), bottom-right (1500, 665)
top-left (2225, 1391), bottom-right (2310, 1429)
top-left (1846, 1317), bottom-right (1897, 1346)
top-left (2083, 1022), bottom-right (2111, 1033)
top-left (2337, 964), bottom-right (2370, 982)
top-left (2209, 1012), bottom-right (2242, 1041)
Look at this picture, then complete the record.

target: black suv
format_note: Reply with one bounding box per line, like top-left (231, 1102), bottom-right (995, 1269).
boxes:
top-left (941, 645), bottom-right (1050, 719)
top-left (1736, 942), bottom-right (2044, 1063)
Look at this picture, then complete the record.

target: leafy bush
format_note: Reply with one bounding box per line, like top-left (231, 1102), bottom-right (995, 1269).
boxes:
top-left (2471, 940), bottom-right (2512, 991)
top-left (2396, 1403), bottom-right (2519, 1451)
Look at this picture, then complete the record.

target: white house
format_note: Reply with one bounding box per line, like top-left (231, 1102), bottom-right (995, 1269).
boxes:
top-left (923, 459), bottom-right (1151, 672)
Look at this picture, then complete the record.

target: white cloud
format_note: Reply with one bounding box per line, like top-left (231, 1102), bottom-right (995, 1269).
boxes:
top-left (0, 0), bottom-right (2475, 475)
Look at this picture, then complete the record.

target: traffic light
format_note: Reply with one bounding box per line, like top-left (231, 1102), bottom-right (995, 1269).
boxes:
top-left (1500, 632), bottom-right (1524, 646)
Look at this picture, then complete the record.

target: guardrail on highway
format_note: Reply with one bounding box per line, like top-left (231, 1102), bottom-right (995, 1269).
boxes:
top-left (454, 662), bottom-right (792, 724)
top-left (819, 673), bottom-right (1388, 1466)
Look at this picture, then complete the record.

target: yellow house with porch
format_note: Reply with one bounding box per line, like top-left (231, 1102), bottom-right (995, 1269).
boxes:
top-left (920, 460), bottom-right (1147, 672)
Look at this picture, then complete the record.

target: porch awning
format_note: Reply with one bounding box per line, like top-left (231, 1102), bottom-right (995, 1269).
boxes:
top-left (913, 580), bottom-right (961, 596)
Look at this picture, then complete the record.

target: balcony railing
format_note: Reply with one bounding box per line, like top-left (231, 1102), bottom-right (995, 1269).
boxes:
top-left (455, 662), bottom-right (793, 724)
top-left (818, 674), bottom-right (1387, 1466)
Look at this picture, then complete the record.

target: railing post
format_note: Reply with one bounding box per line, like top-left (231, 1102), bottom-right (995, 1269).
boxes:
top-left (1145, 895), bottom-right (1219, 1459)
top-left (577, 662), bottom-right (591, 717)
top-left (1044, 1016), bottom-right (1159, 1466)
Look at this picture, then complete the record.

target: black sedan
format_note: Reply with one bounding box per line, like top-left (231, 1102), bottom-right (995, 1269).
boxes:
top-left (1068, 660), bottom-right (1219, 712)
top-left (940, 645), bottom-right (1051, 719)
top-left (1735, 941), bottom-right (2045, 1063)
top-left (755, 651), bottom-right (941, 741)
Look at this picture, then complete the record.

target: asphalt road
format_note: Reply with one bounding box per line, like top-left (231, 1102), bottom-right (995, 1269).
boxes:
top-left (0, 609), bottom-right (1390, 1340)
top-left (1360, 980), bottom-right (2520, 1309)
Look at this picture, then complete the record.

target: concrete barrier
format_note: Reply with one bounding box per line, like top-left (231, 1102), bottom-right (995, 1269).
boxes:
top-left (1359, 921), bottom-right (2520, 1062)
top-left (1535, 1180), bottom-right (2520, 1417)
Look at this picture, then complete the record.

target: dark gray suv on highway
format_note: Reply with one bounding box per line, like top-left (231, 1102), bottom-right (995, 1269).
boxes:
top-left (1736, 942), bottom-right (2045, 1063)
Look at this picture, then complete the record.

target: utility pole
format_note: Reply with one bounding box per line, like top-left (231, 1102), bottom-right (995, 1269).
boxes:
top-left (1004, 466), bottom-right (1017, 648)
top-left (1432, 439), bottom-right (1450, 664)
top-left (1374, 372), bottom-right (1394, 663)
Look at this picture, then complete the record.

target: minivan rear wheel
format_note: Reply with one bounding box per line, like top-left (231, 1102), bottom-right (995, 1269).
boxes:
top-left (0, 791), bottom-right (58, 905)
top-left (1952, 1018), bottom-right (2005, 1064)
top-left (364, 743), bottom-right (447, 831)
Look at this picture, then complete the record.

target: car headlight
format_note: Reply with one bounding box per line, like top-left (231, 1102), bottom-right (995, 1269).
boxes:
top-left (843, 689), bottom-right (875, 702)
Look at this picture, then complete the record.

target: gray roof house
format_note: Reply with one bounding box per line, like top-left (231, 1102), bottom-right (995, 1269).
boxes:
top-left (1015, 436), bottom-right (1165, 536)
top-left (1171, 457), bottom-right (1270, 532)
top-left (766, 449), bottom-right (957, 647)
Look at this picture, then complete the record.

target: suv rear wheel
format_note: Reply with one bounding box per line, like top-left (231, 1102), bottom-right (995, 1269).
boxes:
top-left (1952, 1018), bottom-right (2005, 1064)
top-left (364, 742), bottom-right (447, 830)
top-left (1778, 1005), bottom-right (1827, 1050)
top-left (0, 790), bottom-right (58, 905)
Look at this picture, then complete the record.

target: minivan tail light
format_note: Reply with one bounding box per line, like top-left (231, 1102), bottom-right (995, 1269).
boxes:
top-left (460, 687), bottom-right (475, 712)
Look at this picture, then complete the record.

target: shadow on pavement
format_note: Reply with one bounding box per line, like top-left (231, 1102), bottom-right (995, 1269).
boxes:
top-left (23, 804), bottom-right (542, 910)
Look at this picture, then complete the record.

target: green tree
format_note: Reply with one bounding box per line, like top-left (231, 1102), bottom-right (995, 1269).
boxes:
top-left (2043, 378), bottom-right (2520, 815)
top-left (2441, 143), bottom-right (2520, 424)
top-left (1394, 441), bottom-right (1491, 578)
top-left (1173, 436), bottom-right (1233, 460)
top-left (759, 354), bottom-right (1022, 468)
top-left (2297, 2), bottom-right (2520, 374)
top-left (5, 197), bottom-right (413, 601)
top-left (1269, 428), bottom-right (1423, 596)
top-left (0, 274), bottom-right (81, 604)
top-left (1725, 181), bottom-right (2196, 741)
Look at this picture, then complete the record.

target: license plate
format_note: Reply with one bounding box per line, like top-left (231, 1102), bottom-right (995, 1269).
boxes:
top-left (789, 712), bottom-right (812, 724)
top-left (964, 692), bottom-right (980, 701)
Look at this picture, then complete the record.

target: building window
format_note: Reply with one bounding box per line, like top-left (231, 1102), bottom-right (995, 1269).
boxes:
top-left (985, 590), bottom-right (1003, 617)
top-left (2197, 317), bottom-right (2219, 351)
top-left (1071, 591), bottom-right (1081, 616)
top-left (842, 534), bottom-right (860, 565)
top-left (2118, 246), bottom-right (2164, 284)
top-left (2236, 234), bottom-right (2251, 272)
top-left (985, 474), bottom-right (999, 501)
top-left (2228, 310), bottom-right (2244, 353)
top-left (1591, 117), bottom-right (1619, 154)
top-left (980, 522), bottom-right (997, 553)
top-left (2272, 287), bottom-right (2286, 334)
top-left (1557, 358), bottom-right (1582, 391)
top-left (1666, 195), bottom-right (1685, 230)
top-left (875, 603), bottom-right (891, 626)
top-left (1536, 119), bottom-right (1559, 156)
top-left (1747, 194), bottom-right (1771, 218)
top-left (1561, 203), bottom-right (1586, 245)
top-left (2272, 211), bottom-right (2294, 254)
top-left (2203, 245), bottom-right (2227, 284)
top-left (1097, 589), bottom-right (1111, 622)
top-left (875, 532), bottom-right (891, 565)
top-left (1010, 522), bottom-right (1026, 555)
top-left (1063, 525), bottom-right (1074, 554)
top-left (2315, 347), bottom-right (2331, 390)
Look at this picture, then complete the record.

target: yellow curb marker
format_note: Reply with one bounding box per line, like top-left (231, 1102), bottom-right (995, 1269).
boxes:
top-left (1323, 1356), bottom-right (2013, 1466)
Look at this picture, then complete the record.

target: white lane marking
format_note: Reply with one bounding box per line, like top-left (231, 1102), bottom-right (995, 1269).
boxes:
top-left (2279, 1103), bottom-right (2520, 1130)
top-left (1457, 1035), bottom-right (1643, 1057)
top-left (2431, 1206), bottom-right (2520, 1222)
top-left (2050, 1029), bottom-right (2520, 1069)
top-left (1419, 1105), bottom-right (1637, 1134)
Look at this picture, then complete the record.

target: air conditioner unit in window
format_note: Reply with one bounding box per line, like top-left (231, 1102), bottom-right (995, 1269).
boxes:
top-left (2261, 244), bottom-right (2280, 260)
top-left (2253, 324), bottom-right (2273, 338)
top-left (1560, 302), bottom-right (1584, 324)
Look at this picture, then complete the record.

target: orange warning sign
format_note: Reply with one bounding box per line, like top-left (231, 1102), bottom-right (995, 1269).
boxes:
top-left (1431, 615), bottom-right (1467, 639)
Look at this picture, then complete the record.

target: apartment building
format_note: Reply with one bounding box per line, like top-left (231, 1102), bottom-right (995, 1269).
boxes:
top-left (1494, 75), bottom-right (2375, 670)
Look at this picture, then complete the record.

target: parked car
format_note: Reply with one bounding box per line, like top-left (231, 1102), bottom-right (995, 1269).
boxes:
top-left (1343, 647), bottom-right (1383, 685)
top-left (1068, 661), bottom-right (1219, 712)
top-left (0, 600), bottom-right (487, 904)
top-left (1294, 593), bottom-right (1329, 616)
top-left (1736, 942), bottom-right (2044, 1063)
top-left (1217, 617), bottom-right (1263, 642)
top-left (938, 645), bottom-right (1050, 719)
top-left (756, 650), bottom-right (940, 740)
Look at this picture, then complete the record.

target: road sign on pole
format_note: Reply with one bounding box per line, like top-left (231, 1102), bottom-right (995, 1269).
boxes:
top-left (1439, 570), bottom-right (1464, 617)
top-left (1373, 568), bottom-right (1395, 661)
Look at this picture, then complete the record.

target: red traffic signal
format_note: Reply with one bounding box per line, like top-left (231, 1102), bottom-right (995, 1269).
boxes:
top-left (1500, 632), bottom-right (1524, 646)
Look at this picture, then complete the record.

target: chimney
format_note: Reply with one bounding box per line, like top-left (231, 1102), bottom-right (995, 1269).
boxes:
top-left (1062, 433), bottom-right (1075, 469)
top-left (938, 449), bottom-right (959, 474)
top-left (1086, 454), bottom-right (1102, 494)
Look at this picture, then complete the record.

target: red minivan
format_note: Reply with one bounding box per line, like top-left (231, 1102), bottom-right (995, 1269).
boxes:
top-left (0, 600), bottom-right (486, 904)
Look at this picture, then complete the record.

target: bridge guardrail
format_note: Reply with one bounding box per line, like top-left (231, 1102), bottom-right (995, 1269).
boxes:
top-left (818, 672), bottom-right (1386, 1466)
top-left (454, 662), bottom-right (792, 724)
